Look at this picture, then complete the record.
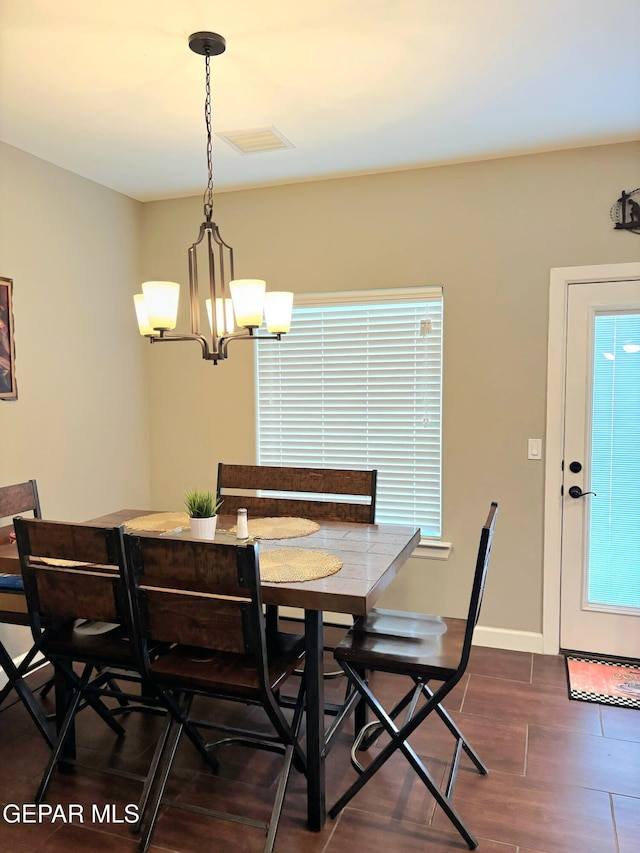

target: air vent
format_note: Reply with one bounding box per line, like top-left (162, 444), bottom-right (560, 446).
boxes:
top-left (216, 126), bottom-right (294, 155)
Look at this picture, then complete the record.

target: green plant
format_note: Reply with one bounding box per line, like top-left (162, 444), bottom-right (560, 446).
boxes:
top-left (184, 489), bottom-right (223, 518)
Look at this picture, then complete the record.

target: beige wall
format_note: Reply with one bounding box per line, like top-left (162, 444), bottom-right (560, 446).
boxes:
top-left (0, 142), bottom-right (151, 659)
top-left (3, 139), bottom-right (635, 661)
top-left (141, 141), bottom-right (640, 638)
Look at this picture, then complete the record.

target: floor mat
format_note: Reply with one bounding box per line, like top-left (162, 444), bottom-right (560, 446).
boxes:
top-left (565, 655), bottom-right (640, 709)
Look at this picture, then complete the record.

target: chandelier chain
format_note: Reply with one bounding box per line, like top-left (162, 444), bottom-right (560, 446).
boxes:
top-left (203, 50), bottom-right (214, 222)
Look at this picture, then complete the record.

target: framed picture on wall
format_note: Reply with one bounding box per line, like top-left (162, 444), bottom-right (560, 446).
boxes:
top-left (0, 277), bottom-right (17, 401)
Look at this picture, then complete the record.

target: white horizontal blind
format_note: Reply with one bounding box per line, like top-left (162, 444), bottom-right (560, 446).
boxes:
top-left (256, 289), bottom-right (443, 537)
top-left (588, 312), bottom-right (640, 609)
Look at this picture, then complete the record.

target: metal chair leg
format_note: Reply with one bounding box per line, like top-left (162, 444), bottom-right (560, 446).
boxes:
top-left (420, 682), bottom-right (488, 775)
top-left (67, 665), bottom-right (126, 737)
top-left (138, 717), bottom-right (184, 853)
top-left (154, 690), bottom-right (219, 774)
top-left (131, 712), bottom-right (178, 834)
top-left (35, 679), bottom-right (86, 802)
top-left (0, 642), bottom-right (54, 747)
top-left (329, 665), bottom-right (480, 850)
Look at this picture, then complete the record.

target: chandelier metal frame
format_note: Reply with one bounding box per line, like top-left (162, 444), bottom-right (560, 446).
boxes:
top-left (139, 31), bottom-right (289, 364)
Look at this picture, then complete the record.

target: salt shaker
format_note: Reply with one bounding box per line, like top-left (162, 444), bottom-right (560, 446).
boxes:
top-left (236, 508), bottom-right (249, 540)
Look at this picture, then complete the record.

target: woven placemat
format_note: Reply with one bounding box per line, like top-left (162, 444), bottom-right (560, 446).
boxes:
top-left (260, 548), bottom-right (342, 583)
top-left (34, 512), bottom-right (186, 567)
top-left (40, 557), bottom-right (90, 567)
top-left (229, 517), bottom-right (320, 540)
top-left (124, 512), bottom-right (190, 533)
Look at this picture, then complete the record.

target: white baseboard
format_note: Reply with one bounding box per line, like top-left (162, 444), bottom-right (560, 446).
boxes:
top-left (0, 649), bottom-right (46, 692)
top-left (472, 626), bottom-right (545, 654)
top-left (279, 607), bottom-right (546, 654)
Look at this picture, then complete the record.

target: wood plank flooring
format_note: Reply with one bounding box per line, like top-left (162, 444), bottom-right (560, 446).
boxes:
top-left (0, 646), bottom-right (638, 852)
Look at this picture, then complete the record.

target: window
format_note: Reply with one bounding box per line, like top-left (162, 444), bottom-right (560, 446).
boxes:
top-left (588, 312), bottom-right (640, 609)
top-left (255, 288), bottom-right (443, 538)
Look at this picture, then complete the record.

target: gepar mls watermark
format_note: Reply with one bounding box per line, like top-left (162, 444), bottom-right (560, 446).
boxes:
top-left (2, 803), bottom-right (139, 824)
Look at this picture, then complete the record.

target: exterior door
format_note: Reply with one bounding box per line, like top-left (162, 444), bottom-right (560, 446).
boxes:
top-left (560, 278), bottom-right (640, 657)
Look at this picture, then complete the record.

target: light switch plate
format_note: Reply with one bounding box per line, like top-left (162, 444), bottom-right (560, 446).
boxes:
top-left (528, 438), bottom-right (542, 460)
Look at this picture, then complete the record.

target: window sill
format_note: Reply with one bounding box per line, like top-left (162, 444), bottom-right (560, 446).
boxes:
top-left (413, 539), bottom-right (452, 560)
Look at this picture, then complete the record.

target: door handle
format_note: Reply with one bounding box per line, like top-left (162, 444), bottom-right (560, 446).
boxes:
top-left (568, 486), bottom-right (597, 499)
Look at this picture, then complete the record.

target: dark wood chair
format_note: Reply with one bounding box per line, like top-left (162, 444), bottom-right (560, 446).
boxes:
top-left (216, 462), bottom-right (377, 523)
top-left (0, 480), bottom-right (55, 746)
top-left (216, 463), bottom-right (377, 639)
top-left (329, 502), bottom-right (499, 851)
top-left (216, 462), bottom-right (378, 722)
top-left (123, 532), bottom-right (307, 853)
top-left (13, 517), bottom-right (170, 820)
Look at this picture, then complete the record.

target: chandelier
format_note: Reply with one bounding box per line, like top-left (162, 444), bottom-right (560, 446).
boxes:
top-left (133, 32), bottom-right (293, 364)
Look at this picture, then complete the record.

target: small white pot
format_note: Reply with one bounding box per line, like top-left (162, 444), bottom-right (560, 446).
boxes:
top-left (189, 515), bottom-right (218, 540)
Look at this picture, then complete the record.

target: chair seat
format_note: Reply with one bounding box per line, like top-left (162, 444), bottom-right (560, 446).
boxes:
top-left (40, 622), bottom-right (138, 667)
top-left (0, 578), bottom-right (30, 624)
top-left (0, 609), bottom-right (31, 627)
top-left (0, 573), bottom-right (24, 590)
top-left (151, 630), bottom-right (305, 698)
top-left (335, 608), bottom-right (466, 680)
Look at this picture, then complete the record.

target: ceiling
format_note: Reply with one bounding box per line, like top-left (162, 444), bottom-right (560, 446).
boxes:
top-left (1, 0), bottom-right (639, 202)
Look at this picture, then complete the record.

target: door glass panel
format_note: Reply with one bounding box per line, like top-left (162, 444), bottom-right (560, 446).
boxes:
top-left (588, 312), bottom-right (640, 610)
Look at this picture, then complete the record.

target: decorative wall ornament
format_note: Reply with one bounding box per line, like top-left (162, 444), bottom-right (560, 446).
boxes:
top-left (0, 277), bottom-right (17, 401)
top-left (610, 188), bottom-right (640, 234)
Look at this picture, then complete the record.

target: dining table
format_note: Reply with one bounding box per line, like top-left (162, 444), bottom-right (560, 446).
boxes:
top-left (1, 509), bottom-right (420, 832)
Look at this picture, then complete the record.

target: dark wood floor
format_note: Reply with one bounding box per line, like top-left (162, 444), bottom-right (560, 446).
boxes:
top-left (1, 645), bottom-right (638, 852)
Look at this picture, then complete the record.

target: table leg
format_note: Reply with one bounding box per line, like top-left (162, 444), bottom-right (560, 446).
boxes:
top-left (304, 609), bottom-right (326, 831)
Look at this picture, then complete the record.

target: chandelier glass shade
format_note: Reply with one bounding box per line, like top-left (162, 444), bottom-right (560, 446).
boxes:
top-left (264, 291), bottom-right (294, 333)
top-left (141, 281), bottom-right (180, 331)
top-left (206, 297), bottom-right (235, 337)
top-left (133, 31), bottom-right (292, 363)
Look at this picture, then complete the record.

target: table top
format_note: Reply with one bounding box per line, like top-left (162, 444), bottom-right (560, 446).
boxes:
top-left (1, 510), bottom-right (420, 617)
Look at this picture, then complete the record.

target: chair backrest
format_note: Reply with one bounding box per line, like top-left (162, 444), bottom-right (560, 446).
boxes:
top-left (0, 480), bottom-right (41, 523)
top-left (460, 502), bottom-right (498, 669)
top-left (216, 463), bottom-right (377, 524)
top-left (13, 517), bottom-right (128, 631)
top-left (124, 533), bottom-right (269, 673)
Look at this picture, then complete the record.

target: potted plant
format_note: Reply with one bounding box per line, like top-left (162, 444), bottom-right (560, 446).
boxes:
top-left (184, 489), bottom-right (223, 540)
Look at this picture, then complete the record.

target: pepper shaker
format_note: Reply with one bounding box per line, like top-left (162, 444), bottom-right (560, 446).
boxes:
top-left (236, 508), bottom-right (249, 540)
